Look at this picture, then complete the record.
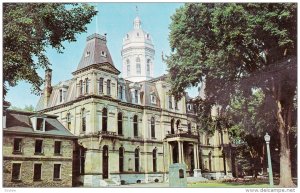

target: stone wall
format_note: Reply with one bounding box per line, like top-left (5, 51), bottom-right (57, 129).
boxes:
top-left (3, 135), bottom-right (74, 187)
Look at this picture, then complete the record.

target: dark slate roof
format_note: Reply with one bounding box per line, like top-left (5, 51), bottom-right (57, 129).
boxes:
top-left (4, 110), bottom-right (76, 138)
top-left (76, 33), bottom-right (114, 71)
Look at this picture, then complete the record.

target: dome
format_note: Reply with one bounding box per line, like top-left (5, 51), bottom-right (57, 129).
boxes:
top-left (122, 16), bottom-right (154, 50)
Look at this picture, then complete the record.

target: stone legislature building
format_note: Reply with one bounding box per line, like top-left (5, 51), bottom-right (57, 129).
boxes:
top-left (36, 16), bottom-right (233, 186)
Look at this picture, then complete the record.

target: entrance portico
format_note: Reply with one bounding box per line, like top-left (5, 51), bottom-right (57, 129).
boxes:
top-left (165, 130), bottom-right (200, 176)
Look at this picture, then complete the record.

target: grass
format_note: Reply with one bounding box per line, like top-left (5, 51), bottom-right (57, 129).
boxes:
top-left (188, 182), bottom-right (270, 188)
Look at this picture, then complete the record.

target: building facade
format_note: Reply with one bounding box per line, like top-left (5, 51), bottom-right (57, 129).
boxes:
top-left (35, 16), bottom-right (232, 187)
top-left (3, 108), bottom-right (77, 187)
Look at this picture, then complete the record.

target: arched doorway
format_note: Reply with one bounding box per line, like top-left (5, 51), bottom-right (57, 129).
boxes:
top-left (102, 145), bottom-right (109, 179)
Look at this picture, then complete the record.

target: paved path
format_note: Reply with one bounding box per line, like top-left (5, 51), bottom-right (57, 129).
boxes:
top-left (119, 182), bottom-right (169, 188)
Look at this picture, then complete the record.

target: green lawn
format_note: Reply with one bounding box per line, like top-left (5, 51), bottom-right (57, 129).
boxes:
top-left (188, 182), bottom-right (270, 188)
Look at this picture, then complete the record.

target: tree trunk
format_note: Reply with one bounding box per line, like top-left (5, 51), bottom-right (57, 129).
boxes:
top-left (276, 100), bottom-right (295, 187)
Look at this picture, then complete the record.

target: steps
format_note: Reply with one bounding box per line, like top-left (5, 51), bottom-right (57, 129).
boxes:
top-left (100, 179), bottom-right (120, 187)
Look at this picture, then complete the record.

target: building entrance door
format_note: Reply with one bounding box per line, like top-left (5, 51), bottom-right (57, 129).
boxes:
top-left (103, 146), bottom-right (109, 179)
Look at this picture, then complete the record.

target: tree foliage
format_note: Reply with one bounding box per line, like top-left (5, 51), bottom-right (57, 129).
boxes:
top-left (3, 3), bottom-right (97, 97)
top-left (167, 3), bottom-right (296, 187)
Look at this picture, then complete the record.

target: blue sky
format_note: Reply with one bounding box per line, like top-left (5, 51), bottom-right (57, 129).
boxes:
top-left (6, 2), bottom-right (199, 109)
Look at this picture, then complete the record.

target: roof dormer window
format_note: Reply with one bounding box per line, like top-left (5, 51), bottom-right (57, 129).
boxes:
top-left (85, 51), bottom-right (90, 57)
top-left (151, 94), bottom-right (156, 104)
top-left (101, 51), bottom-right (107, 57)
top-left (147, 34), bottom-right (150, 39)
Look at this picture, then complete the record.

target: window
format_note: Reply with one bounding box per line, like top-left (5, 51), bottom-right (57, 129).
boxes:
top-left (118, 112), bottom-right (123, 135)
top-left (137, 32), bottom-right (139, 37)
top-left (99, 78), bottom-right (104, 94)
top-left (171, 119), bottom-right (175, 134)
top-left (119, 85), bottom-right (123, 100)
top-left (119, 147), bottom-right (124, 172)
top-left (176, 120), bottom-right (180, 130)
top-left (126, 34), bottom-right (129, 39)
top-left (35, 140), bottom-right (43, 154)
top-left (82, 109), bottom-right (86, 132)
top-left (102, 108), bottom-right (108, 132)
top-left (85, 78), bottom-right (89, 94)
top-left (12, 163), bottom-right (21, 181)
top-left (85, 51), bottom-right (90, 57)
top-left (133, 115), bottom-right (138, 137)
top-left (54, 141), bottom-right (62, 155)
top-left (208, 152), bottom-right (212, 171)
top-left (150, 94), bottom-right (156, 104)
top-left (151, 117), bottom-right (155, 138)
top-left (153, 149), bottom-right (157, 172)
top-left (79, 80), bottom-right (83, 95)
top-left (134, 90), bottom-right (138, 103)
top-left (136, 58), bottom-right (141, 75)
top-left (53, 164), bottom-right (61, 180)
top-left (67, 113), bottom-right (71, 130)
top-left (147, 59), bottom-right (151, 76)
top-left (79, 147), bottom-right (85, 174)
top-left (206, 135), bottom-right (210, 145)
top-left (101, 51), bottom-right (106, 57)
top-left (175, 100), bottom-right (178, 110)
top-left (36, 118), bottom-right (44, 131)
top-left (13, 138), bottom-right (22, 153)
top-left (169, 95), bottom-right (172, 109)
top-left (127, 59), bottom-right (130, 76)
top-left (188, 123), bottom-right (191, 134)
top-left (59, 89), bottom-right (63, 102)
top-left (33, 164), bottom-right (42, 181)
top-left (135, 148), bottom-right (139, 172)
top-left (107, 79), bottom-right (111, 95)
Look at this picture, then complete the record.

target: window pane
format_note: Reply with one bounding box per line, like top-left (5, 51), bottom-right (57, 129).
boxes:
top-left (53, 164), bottom-right (61, 179)
top-left (12, 163), bottom-right (21, 180)
top-left (54, 141), bottom-right (61, 154)
top-left (36, 118), bottom-right (43, 131)
top-left (35, 140), bottom-right (43, 154)
top-left (33, 164), bottom-right (42, 180)
top-left (13, 138), bottom-right (22, 152)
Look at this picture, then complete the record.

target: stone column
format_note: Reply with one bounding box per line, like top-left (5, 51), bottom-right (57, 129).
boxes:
top-left (181, 142), bottom-right (184, 164)
top-left (193, 143), bottom-right (198, 168)
top-left (178, 141), bottom-right (182, 163)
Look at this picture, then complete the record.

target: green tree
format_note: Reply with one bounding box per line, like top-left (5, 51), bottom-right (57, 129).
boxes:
top-left (3, 3), bottom-right (97, 97)
top-left (10, 104), bottom-right (35, 112)
top-left (167, 3), bottom-right (296, 187)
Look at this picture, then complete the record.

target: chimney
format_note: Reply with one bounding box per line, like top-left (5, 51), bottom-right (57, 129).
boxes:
top-left (44, 68), bottom-right (52, 108)
top-left (3, 101), bottom-right (11, 128)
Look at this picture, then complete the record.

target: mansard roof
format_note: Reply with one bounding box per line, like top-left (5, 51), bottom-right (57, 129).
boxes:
top-left (4, 110), bottom-right (75, 138)
top-left (75, 33), bottom-right (115, 72)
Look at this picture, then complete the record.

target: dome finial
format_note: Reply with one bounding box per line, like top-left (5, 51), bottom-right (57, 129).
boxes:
top-left (136, 5), bottom-right (139, 16)
top-left (133, 6), bottom-right (141, 29)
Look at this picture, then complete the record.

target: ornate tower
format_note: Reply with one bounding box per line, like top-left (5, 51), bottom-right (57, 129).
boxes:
top-left (121, 16), bottom-right (155, 82)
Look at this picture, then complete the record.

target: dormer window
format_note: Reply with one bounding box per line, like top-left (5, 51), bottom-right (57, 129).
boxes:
top-left (36, 118), bottom-right (44, 131)
top-left (147, 34), bottom-right (150, 39)
top-left (151, 94), bottom-right (156, 104)
top-left (101, 51), bottom-right (107, 57)
top-left (85, 51), bottom-right (90, 57)
top-left (119, 85), bottom-right (123, 100)
top-left (59, 89), bottom-right (63, 103)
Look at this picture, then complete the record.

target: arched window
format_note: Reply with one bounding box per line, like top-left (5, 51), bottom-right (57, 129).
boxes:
top-left (206, 135), bottom-right (210, 145)
top-left (79, 146), bottom-right (86, 174)
top-left (119, 147), bottom-right (124, 172)
top-left (118, 112), bottom-right (123, 135)
top-left (136, 57), bottom-right (141, 75)
top-left (67, 112), bottom-right (71, 130)
top-left (169, 95), bottom-right (172, 109)
top-left (118, 85), bottom-right (123, 100)
top-left (81, 109), bottom-right (86, 132)
top-left (135, 148), bottom-right (139, 172)
top-left (208, 151), bottom-right (212, 171)
top-left (171, 119), bottom-right (175, 134)
top-left (188, 123), bottom-right (191, 134)
top-left (85, 78), bottom-right (89, 93)
top-left (127, 59), bottom-right (130, 76)
top-left (102, 108), bottom-right (107, 132)
top-left (176, 120), bottom-right (180, 130)
top-left (133, 115), bottom-right (138, 137)
top-left (147, 59), bottom-right (151, 76)
top-left (79, 80), bottom-right (83, 95)
top-left (151, 117), bottom-right (155, 138)
top-left (107, 79), bottom-right (111, 95)
top-left (153, 148), bottom-right (157, 172)
top-left (99, 78), bottom-right (104, 94)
